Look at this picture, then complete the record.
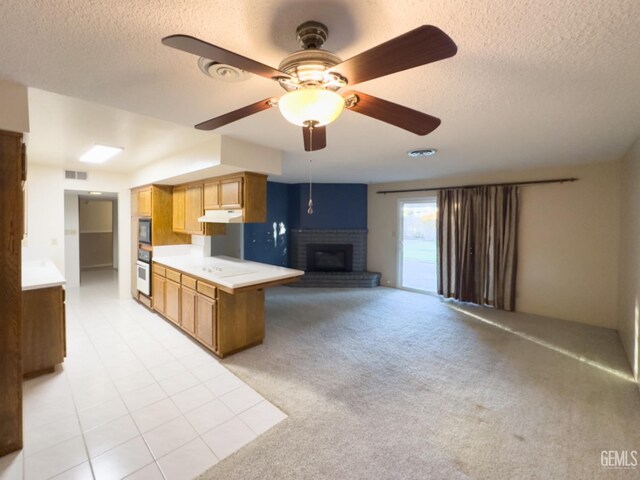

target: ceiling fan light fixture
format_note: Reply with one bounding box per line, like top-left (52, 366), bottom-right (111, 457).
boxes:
top-left (278, 89), bottom-right (345, 127)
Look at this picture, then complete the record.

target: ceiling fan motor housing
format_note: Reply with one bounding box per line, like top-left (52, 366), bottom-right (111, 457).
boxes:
top-left (296, 21), bottom-right (329, 49)
top-left (277, 49), bottom-right (344, 91)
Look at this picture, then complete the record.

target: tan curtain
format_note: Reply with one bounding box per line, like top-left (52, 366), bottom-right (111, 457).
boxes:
top-left (437, 186), bottom-right (519, 311)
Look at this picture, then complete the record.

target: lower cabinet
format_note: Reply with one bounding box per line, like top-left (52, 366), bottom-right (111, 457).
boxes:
top-left (22, 286), bottom-right (66, 378)
top-left (195, 294), bottom-right (217, 351)
top-left (165, 279), bottom-right (180, 326)
top-left (181, 286), bottom-right (197, 335)
top-left (152, 273), bottom-right (165, 315)
top-left (151, 262), bottom-right (266, 358)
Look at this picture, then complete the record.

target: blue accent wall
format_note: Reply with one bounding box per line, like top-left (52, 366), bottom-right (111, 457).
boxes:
top-left (243, 182), bottom-right (291, 267)
top-left (289, 183), bottom-right (368, 230)
top-left (243, 182), bottom-right (368, 267)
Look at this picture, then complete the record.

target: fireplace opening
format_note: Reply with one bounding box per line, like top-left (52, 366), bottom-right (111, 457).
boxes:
top-left (306, 244), bottom-right (353, 272)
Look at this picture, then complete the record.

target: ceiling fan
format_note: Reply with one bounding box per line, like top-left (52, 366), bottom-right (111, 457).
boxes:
top-left (162, 22), bottom-right (457, 151)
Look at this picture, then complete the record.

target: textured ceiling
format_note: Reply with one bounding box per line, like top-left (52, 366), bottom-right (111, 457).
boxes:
top-left (2, 0), bottom-right (640, 183)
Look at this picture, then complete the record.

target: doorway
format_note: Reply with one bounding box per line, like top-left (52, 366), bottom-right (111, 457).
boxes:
top-left (64, 191), bottom-right (118, 286)
top-left (398, 198), bottom-right (438, 292)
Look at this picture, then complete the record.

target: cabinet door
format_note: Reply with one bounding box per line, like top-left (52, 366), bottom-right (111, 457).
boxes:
top-left (185, 185), bottom-right (204, 234)
top-left (181, 286), bottom-right (196, 335)
top-left (137, 187), bottom-right (152, 217)
top-left (203, 182), bottom-right (220, 210)
top-left (195, 294), bottom-right (217, 350)
top-left (220, 178), bottom-right (243, 209)
top-left (165, 279), bottom-right (180, 325)
top-left (173, 187), bottom-right (186, 233)
top-left (152, 274), bottom-right (165, 314)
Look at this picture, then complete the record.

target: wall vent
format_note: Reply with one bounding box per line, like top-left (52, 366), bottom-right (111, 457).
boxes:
top-left (64, 170), bottom-right (88, 180)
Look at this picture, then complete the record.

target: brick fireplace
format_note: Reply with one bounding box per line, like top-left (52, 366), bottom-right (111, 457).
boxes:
top-left (290, 229), bottom-right (380, 287)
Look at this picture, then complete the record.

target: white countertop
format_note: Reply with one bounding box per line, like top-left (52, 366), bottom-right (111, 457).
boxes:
top-left (153, 255), bottom-right (304, 290)
top-left (22, 259), bottom-right (66, 291)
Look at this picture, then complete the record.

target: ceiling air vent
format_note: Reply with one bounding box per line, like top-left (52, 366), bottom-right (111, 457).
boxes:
top-left (64, 170), bottom-right (88, 180)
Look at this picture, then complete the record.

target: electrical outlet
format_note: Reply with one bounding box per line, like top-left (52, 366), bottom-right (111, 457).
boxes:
top-left (51, 238), bottom-right (58, 246)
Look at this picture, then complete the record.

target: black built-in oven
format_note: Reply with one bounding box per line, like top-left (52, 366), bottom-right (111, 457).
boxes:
top-left (138, 218), bottom-right (151, 244)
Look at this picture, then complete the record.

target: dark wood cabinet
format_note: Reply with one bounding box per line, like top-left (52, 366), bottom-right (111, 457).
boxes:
top-left (0, 129), bottom-right (24, 455)
top-left (22, 286), bottom-right (66, 378)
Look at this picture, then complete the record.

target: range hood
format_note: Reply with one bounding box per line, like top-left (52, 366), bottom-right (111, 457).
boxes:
top-left (198, 209), bottom-right (243, 224)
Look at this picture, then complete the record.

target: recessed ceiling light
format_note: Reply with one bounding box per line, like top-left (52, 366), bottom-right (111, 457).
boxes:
top-left (80, 144), bottom-right (123, 164)
top-left (407, 148), bottom-right (437, 158)
top-left (88, 191), bottom-right (102, 195)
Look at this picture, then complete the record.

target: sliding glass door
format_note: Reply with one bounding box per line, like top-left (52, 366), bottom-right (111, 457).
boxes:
top-left (398, 198), bottom-right (438, 292)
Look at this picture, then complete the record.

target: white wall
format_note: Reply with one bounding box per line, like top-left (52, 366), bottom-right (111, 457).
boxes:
top-left (0, 78), bottom-right (29, 133)
top-left (131, 135), bottom-right (282, 187)
top-left (369, 161), bottom-right (621, 329)
top-left (79, 200), bottom-right (113, 233)
top-left (64, 192), bottom-right (80, 287)
top-left (617, 136), bottom-right (640, 385)
top-left (26, 165), bottom-right (131, 298)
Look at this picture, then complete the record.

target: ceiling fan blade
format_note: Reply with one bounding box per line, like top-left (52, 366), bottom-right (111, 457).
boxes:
top-left (162, 34), bottom-right (290, 81)
top-left (302, 125), bottom-right (327, 151)
top-left (329, 26), bottom-right (457, 85)
top-left (344, 91), bottom-right (441, 135)
top-left (195, 98), bottom-right (276, 131)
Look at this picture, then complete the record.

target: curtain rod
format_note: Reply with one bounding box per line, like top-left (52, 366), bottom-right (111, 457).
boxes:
top-left (376, 177), bottom-right (578, 195)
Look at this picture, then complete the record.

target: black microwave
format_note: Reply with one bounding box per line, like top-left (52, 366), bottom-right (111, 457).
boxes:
top-left (139, 218), bottom-right (151, 244)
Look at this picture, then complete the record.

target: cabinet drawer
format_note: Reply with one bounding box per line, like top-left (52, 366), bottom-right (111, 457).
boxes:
top-left (153, 264), bottom-right (166, 277)
top-left (165, 268), bottom-right (181, 283)
top-left (197, 281), bottom-right (217, 299)
top-left (182, 274), bottom-right (197, 290)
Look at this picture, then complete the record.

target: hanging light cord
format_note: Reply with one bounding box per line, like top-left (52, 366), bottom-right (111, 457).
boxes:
top-left (307, 123), bottom-right (314, 215)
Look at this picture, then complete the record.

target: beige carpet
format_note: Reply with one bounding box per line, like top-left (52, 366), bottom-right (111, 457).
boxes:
top-left (200, 287), bottom-right (640, 480)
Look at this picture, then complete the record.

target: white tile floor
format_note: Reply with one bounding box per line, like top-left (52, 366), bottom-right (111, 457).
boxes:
top-left (0, 269), bottom-right (287, 480)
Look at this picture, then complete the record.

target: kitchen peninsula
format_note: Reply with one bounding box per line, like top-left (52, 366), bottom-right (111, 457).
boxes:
top-left (152, 247), bottom-right (303, 357)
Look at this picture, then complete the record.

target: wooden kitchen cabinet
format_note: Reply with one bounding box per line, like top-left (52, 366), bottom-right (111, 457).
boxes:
top-left (220, 177), bottom-right (243, 209)
top-left (181, 286), bottom-right (197, 335)
top-left (172, 187), bottom-right (186, 232)
top-left (185, 185), bottom-right (204, 234)
top-left (203, 181), bottom-right (221, 210)
top-left (165, 279), bottom-right (180, 326)
top-left (22, 286), bottom-right (66, 378)
top-left (152, 273), bottom-right (165, 315)
top-left (196, 293), bottom-right (217, 351)
top-left (0, 130), bottom-right (25, 455)
top-left (172, 184), bottom-right (204, 235)
top-left (136, 186), bottom-right (152, 217)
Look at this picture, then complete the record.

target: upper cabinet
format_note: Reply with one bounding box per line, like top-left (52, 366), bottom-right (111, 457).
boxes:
top-left (201, 173), bottom-right (266, 223)
top-left (173, 185), bottom-right (203, 235)
top-left (185, 185), bottom-right (204, 234)
top-left (220, 178), bottom-right (243, 209)
top-left (203, 182), bottom-right (220, 210)
top-left (172, 187), bottom-right (186, 232)
top-left (205, 177), bottom-right (243, 210)
top-left (136, 186), bottom-right (152, 217)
